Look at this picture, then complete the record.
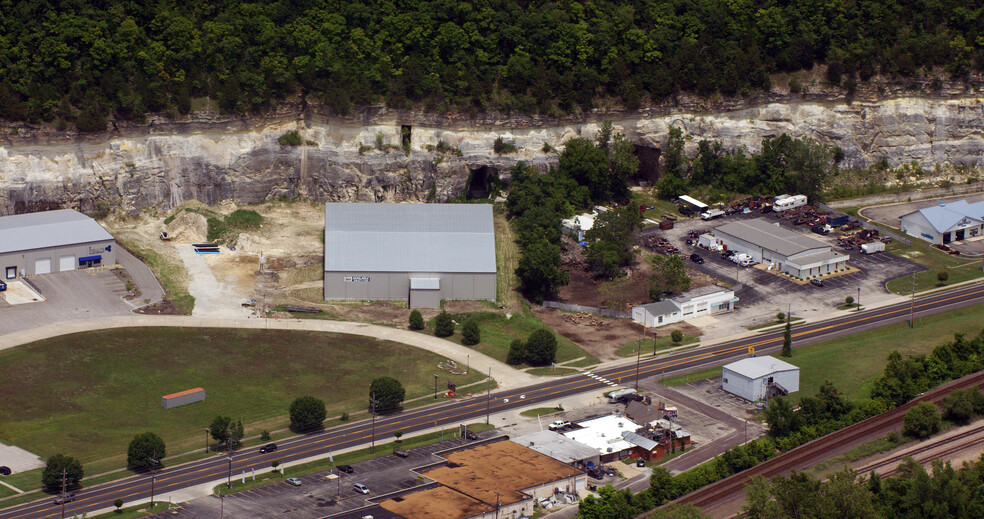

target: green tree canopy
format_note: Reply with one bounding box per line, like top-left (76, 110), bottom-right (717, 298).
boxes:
top-left (289, 396), bottom-right (327, 431)
top-left (461, 319), bottom-right (481, 345)
top-left (209, 416), bottom-right (232, 445)
top-left (127, 432), bottom-right (166, 471)
top-left (647, 254), bottom-right (691, 299)
top-left (434, 311), bottom-right (455, 337)
top-left (903, 401), bottom-right (941, 439)
top-left (370, 376), bottom-right (406, 412)
top-left (408, 309), bottom-right (425, 330)
top-left (42, 454), bottom-right (84, 492)
top-left (524, 329), bottom-right (558, 366)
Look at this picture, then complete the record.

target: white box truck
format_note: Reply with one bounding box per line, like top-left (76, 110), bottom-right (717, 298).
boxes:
top-left (861, 242), bottom-right (885, 254)
top-left (700, 209), bottom-right (725, 220)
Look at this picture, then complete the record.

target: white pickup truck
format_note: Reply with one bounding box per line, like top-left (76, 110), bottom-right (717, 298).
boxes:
top-left (548, 420), bottom-right (572, 431)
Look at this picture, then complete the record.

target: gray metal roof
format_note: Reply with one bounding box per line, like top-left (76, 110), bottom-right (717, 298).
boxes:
top-left (324, 203), bottom-right (496, 273)
top-left (638, 300), bottom-right (680, 317)
top-left (510, 430), bottom-right (599, 463)
top-left (0, 209), bottom-right (114, 255)
top-left (786, 249), bottom-right (848, 267)
top-left (714, 218), bottom-right (829, 256)
top-left (901, 199), bottom-right (984, 233)
top-left (621, 431), bottom-right (659, 451)
top-left (673, 284), bottom-right (730, 302)
top-left (723, 355), bottom-right (799, 380)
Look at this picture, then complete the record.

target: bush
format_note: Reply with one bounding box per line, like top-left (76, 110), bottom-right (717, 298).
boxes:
top-left (506, 339), bottom-right (526, 365)
top-left (776, 312), bottom-right (785, 322)
top-left (525, 329), bottom-right (558, 366)
top-left (845, 296), bottom-right (854, 305)
top-left (114, 498), bottom-right (124, 511)
top-left (370, 376), bottom-right (406, 412)
top-left (289, 396), bottom-right (327, 431)
top-left (340, 412), bottom-right (349, 421)
top-left (941, 389), bottom-right (977, 424)
top-left (260, 430), bottom-right (271, 441)
top-left (127, 432), bottom-right (166, 471)
top-left (494, 136), bottom-right (517, 154)
top-left (278, 130), bottom-right (302, 146)
top-left (225, 209), bottom-right (263, 229)
top-left (434, 311), bottom-right (454, 337)
top-left (670, 330), bottom-right (683, 343)
top-left (937, 270), bottom-right (949, 285)
top-left (206, 217), bottom-right (227, 241)
top-left (461, 319), bottom-right (481, 345)
top-left (42, 454), bottom-right (84, 492)
top-left (903, 401), bottom-right (941, 439)
top-left (408, 309), bottom-right (425, 330)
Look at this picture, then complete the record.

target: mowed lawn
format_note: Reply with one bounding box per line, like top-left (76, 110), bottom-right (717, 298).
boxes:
top-left (662, 303), bottom-right (984, 404)
top-left (0, 328), bottom-right (484, 467)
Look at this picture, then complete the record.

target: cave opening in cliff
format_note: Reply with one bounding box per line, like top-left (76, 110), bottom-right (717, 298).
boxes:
top-left (467, 166), bottom-right (498, 199)
top-left (633, 144), bottom-right (660, 185)
top-left (401, 125), bottom-right (412, 149)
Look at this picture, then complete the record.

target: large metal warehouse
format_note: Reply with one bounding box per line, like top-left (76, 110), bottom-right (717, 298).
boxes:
top-left (323, 203), bottom-right (496, 308)
top-left (713, 218), bottom-right (848, 279)
top-left (0, 209), bottom-right (116, 280)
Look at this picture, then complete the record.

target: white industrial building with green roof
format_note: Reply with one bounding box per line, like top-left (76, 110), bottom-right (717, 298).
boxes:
top-left (323, 203), bottom-right (496, 308)
top-left (0, 209), bottom-right (116, 280)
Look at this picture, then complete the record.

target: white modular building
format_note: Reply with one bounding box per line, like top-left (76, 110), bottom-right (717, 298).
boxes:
top-left (722, 356), bottom-right (800, 402)
top-left (773, 194), bottom-right (808, 211)
top-left (632, 285), bottom-right (737, 327)
top-left (899, 199), bottom-right (984, 245)
top-left (713, 218), bottom-right (849, 279)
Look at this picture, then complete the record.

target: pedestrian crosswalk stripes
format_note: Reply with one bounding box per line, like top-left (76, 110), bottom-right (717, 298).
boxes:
top-left (583, 371), bottom-right (618, 387)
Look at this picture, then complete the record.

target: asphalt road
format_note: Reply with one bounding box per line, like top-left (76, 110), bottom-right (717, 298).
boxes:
top-left (3, 283), bottom-right (984, 519)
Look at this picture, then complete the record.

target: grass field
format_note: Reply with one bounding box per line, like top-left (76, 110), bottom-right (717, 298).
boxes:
top-left (430, 309), bottom-right (593, 365)
top-left (661, 303), bottom-right (984, 403)
top-left (494, 207), bottom-right (521, 309)
top-left (617, 335), bottom-right (699, 357)
top-left (519, 407), bottom-right (563, 418)
top-left (0, 328), bottom-right (484, 478)
top-left (632, 190), bottom-right (682, 226)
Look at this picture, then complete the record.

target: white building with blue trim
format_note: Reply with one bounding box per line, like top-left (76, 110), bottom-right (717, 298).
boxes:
top-left (899, 199), bottom-right (984, 245)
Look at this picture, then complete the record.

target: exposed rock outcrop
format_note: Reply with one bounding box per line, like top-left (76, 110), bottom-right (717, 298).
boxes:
top-left (0, 96), bottom-right (982, 215)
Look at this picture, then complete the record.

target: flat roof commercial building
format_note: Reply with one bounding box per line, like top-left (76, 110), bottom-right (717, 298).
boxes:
top-left (713, 218), bottom-right (848, 279)
top-left (632, 285), bottom-right (737, 327)
top-left (899, 199), bottom-right (984, 245)
top-left (323, 203), bottom-right (496, 308)
top-left (511, 430), bottom-right (600, 466)
top-left (0, 209), bottom-right (116, 280)
top-left (722, 355), bottom-right (800, 402)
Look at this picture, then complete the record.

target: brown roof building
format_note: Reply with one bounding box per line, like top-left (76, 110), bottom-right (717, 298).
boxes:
top-left (378, 439), bottom-right (586, 519)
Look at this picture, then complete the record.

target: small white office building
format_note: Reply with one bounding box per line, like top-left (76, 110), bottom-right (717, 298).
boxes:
top-left (899, 199), bottom-right (984, 245)
top-left (632, 285), bottom-right (737, 327)
top-left (722, 356), bottom-right (799, 402)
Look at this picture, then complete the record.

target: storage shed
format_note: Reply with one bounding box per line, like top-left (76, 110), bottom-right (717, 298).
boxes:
top-left (722, 356), bottom-right (799, 402)
top-left (0, 209), bottom-right (116, 280)
top-left (323, 203), bottom-right (496, 308)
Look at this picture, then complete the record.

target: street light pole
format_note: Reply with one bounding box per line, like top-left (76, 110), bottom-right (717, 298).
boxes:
top-left (150, 466), bottom-right (157, 509)
top-left (370, 392), bottom-right (376, 453)
top-left (635, 325), bottom-right (643, 390)
top-left (226, 453), bottom-right (233, 489)
top-left (434, 373), bottom-right (438, 399)
top-left (485, 367), bottom-right (492, 425)
top-left (205, 427), bottom-right (210, 454)
top-left (466, 355), bottom-right (469, 375)
top-left (857, 285), bottom-right (861, 312)
top-left (60, 469), bottom-right (66, 519)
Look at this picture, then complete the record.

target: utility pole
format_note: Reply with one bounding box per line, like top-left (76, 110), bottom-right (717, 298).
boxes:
top-left (226, 453), bottom-right (233, 489)
top-left (909, 272), bottom-right (916, 328)
top-left (485, 367), bottom-right (492, 425)
top-left (434, 373), bottom-right (438, 399)
top-left (857, 285), bottom-right (861, 312)
top-left (635, 325), bottom-right (643, 390)
top-left (60, 469), bottom-right (66, 519)
top-left (370, 392), bottom-right (377, 453)
top-left (205, 427), bottom-right (210, 454)
top-left (150, 466), bottom-right (157, 509)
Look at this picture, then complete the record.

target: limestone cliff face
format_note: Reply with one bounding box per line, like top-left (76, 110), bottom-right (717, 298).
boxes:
top-left (0, 96), bottom-right (981, 215)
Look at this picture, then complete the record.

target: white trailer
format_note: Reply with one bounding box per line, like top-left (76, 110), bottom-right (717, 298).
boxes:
top-left (773, 194), bottom-right (808, 211)
top-left (861, 242), bottom-right (885, 254)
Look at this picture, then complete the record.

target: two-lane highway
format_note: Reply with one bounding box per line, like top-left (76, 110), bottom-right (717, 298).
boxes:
top-left (3, 283), bottom-right (983, 518)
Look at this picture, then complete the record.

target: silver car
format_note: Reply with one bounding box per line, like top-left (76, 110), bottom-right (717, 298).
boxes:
top-left (353, 483), bottom-right (370, 494)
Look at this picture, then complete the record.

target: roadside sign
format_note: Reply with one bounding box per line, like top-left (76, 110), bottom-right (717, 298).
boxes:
top-left (748, 346), bottom-right (755, 356)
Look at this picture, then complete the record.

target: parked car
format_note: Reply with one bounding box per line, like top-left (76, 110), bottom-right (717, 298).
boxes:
top-left (394, 447), bottom-right (408, 458)
top-left (810, 279), bottom-right (824, 287)
top-left (548, 420), bottom-right (572, 431)
top-left (587, 467), bottom-right (606, 479)
top-left (465, 431), bottom-right (479, 440)
top-left (286, 478), bottom-right (303, 486)
top-left (53, 493), bottom-right (77, 504)
top-left (0, 281), bottom-right (6, 292)
top-left (721, 251), bottom-right (734, 260)
top-left (259, 443), bottom-right (278, 454)
top-left (338, 465), bottom-right (354, 474)
top-left (0, 466), bottom-right (10, 476)
top-left (353, 483), bottom-right (371, 494)
top-left (689, 253), bottom-right (704, 264)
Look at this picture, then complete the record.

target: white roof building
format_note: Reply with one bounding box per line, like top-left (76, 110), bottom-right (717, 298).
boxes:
top-left (713, 218), bottom-right (849, 279)
top-left (722, 355), bottom-right (799, 402)
top-left (632, 285), bottom-right (737, 327)
top-left (563, 415), bottom-right (640, 458)
top-left (511, 430), bottom-right (600, 465)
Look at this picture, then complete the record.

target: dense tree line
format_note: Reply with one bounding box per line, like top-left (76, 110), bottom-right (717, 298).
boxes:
top-left (4, 1), bottom-right (983, 129)
top-left (657, 129), bottom-right (837, 203)
top-left (872, 330), bottom-right (984, 407)
top-left (743, 457), bottom-right (984, 519)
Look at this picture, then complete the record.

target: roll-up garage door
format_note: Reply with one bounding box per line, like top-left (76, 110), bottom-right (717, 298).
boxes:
top-left (59, 255), bottom-right (76, 272)
top-left (35, 258), bottom-right (51, 275)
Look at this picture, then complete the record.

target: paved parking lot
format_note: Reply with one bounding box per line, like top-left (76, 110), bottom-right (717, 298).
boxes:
top-left (157, 438), bottom-right (473, 519)
top-left (644, 209), bottom-right (922, 337)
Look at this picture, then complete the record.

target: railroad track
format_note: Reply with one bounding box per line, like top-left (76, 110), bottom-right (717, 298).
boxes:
top-left (854, 422), bottom-right (984, 477)
top-left (669, 370), bottom-right (984, 512)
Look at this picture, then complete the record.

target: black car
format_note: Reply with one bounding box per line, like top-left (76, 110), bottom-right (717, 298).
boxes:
top-left (721, 251), bottom-right (735, 260)
top-left (338, 465), bottom-right (355, 474)
top-left (259, 443), bottom-right (278, 454)
top-left (0, 466), bottom-right (10, 476)
top-left (689, 253), bottom-right (704, 264)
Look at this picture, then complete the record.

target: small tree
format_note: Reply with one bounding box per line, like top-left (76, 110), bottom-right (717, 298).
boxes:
top-left (937, 270), bottom-right (949, 285)
top-left (394, 430), bottom-right (403, 442)
top-left (42, 454), bottom-right (84, 492)
top-left (408, 309), bottom-right (425, 330)
top-left (942, 389), bottom-right (976, 424)
top-left (670, 330), bottom-right (683, 344)
top-left (845, 296), bottom-right (854, 306)
top-left (229, 419), bottom-right (244, 448)
top-left (127, 432), bottom-right (166, 471)
top-left (903, 401), bottom-right (941, 439)
top-left (209, 416), bottom-right (232, 446)
top-left (340, 412), bottom-right (349, 421)
top-left (506, 339), bottom-right (526, 365)
top-left (271, 460), bottom-right (280, 472)
top-left (434, 311), bottom-right (455, 337)
top-left (461, 319), bottom-right (481, 345)
top-left (776, 312), bottom-right (785, 322)
top-left (114, 498), bottom-right (124, 512)
top-left (260, 430), bottom-right (271, 441)
top-left (370, 376), bottom-right (407, 412)
top-left (289, 396), bottom-right (327, 431)
top-left (525, 329), bottom-right (558, 366)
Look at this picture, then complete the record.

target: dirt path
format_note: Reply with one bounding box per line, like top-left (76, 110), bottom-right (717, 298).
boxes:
top-left (175, 245), bottom-right (252, 318)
